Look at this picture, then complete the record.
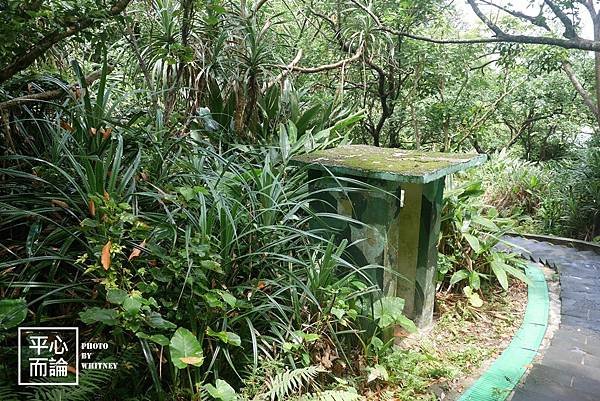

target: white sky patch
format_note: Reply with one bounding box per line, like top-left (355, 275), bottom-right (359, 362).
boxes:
top-left (453, 0), bottom-right (594, 39)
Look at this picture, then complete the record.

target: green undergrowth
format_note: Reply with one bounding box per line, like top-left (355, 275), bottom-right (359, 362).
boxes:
top-left (474, 148), bottom-right (600, 242)
top-left (362, 285), bottom-right (525, 401)
top-left (257, 285), bottom-right (525, 401)
top-left (0, 60), bottom-right (533, 401)
top-left (0, 61), bottom-right (418, 401)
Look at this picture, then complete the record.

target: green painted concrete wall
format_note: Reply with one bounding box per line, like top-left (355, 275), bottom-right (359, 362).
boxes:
top-left (307, 169), bottom-right (444, 328)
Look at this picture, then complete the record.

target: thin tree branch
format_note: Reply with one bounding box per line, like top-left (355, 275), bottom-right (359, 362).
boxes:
top-left (0, 0), bottom-right (131, 84)
top-left (470, 58), bottom-right (500, 71)
top-left (543, 0), bottom-right (578, 38)
top-left (455, 78), bottom-right (526, 148)
top-left (253, 0), bottom-right (269, 13)
top-left (265, 48), bottom-right (303, 89)
top-left (122, 17), bottom-right (158, 109)
top-left (467, 0), bottom-right (598, 124)
top-left (274, 45), bottom-right (363, 73)
top-left (466, 0), bottom-right (505, 37)
top-left (562, 61), bottom-right (600, 118)
top-left (348, 0), bottom-right (381, 25)
top-left (394, 29), bottom-right (600, 50)
top-left (462, 0), bottom-right (600, 50)
top-left (506, 108), bottom-right (563, 148)
top-left (479, 0), bottom-right (550, 30)
top-left (344, 0), bottom-right (600, 52)
top-left (0, 67), bottom-right (113, 110)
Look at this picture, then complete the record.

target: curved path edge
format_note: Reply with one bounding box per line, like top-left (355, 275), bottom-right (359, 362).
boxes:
top-left (505, 236), bottom-right (600, 401)
top-left (459, 236), bottom-right (600, 401)
top-left (457, 260), bottom-right (549, 401)
top-left (509, 232), bottom-right (600, 256)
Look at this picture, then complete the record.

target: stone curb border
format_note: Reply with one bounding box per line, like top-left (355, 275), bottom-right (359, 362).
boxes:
top-left (457, 262), bottom-right (549, 401)
top-left (509, 232), bottom-right (600, 255)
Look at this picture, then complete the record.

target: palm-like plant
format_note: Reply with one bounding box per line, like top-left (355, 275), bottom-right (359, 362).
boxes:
top-left (0, 60), bottom-right (392, 399)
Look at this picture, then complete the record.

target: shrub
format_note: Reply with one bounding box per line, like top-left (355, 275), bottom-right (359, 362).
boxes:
top-left (542, 147), bottom-right (600, 240)
top-left (475, 147), bottom-right (600, 241)
top-left (0, 70), bottom-right (413, 400)
top-left (476, 149), bottom-right (549, 218)
top-left (437, 180), bottom-right (530, 306)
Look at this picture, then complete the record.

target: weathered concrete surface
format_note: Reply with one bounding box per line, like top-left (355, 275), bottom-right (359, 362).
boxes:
top-left (292, 145), bottom-right (486, 184)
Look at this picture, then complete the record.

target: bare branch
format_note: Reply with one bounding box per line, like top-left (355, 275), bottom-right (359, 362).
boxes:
top-left (0, 0), bottom-right (131, 84)
top-left (506, 108), bottom-right (563, 148)
top-left (347, 0), bottom-right (600, 51)
top-left (479, 0), bottom-right (550, 30)
top-left (562, 61), bottom-right (600, 118)
top-left (309, 10), bottom-right (336, 31)
top-left (0, 67), bottom-right (113, 110)
top-left (274, 45), bottom-right (363, 73)
top-left (470, 58), bottom-right (500, 71)
top-left (464, 0), bottom-right (598, 123)
top-left (122, 14), bottom-right (158, 108)
top-left (466, 0), bottom-right (505, 37)
top-left (457, 0), bottom-right (600, 51)
top-left (544, 0), bottom-right (578, 38)
top-left (253, 0), bottom-right (269, 13)
top-left (265, 48), bottom-right (303, 89)
top-left (392, 27), bottom-right (600, 50)
top-left (348, 0), bottom-right (381, 25)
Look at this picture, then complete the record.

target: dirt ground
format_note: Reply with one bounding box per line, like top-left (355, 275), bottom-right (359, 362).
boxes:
top-left (387, 279), bottom-right (530, 400)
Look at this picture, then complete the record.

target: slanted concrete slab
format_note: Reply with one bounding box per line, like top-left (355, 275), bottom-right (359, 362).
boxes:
top-left (291, 144), bottom-right (486, 184)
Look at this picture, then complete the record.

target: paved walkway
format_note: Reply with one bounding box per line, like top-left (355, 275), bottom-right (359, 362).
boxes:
top-left (502, 236), bottom-right (600, 401)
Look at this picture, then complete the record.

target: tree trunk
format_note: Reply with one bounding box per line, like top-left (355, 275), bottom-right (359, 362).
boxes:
top-left (562, 62), bottom-right (600, 127)
top-left (594, 13), bottom-right (600, 132)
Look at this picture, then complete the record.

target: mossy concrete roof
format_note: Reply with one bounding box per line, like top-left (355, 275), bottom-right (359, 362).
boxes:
top-left (291, 145), bottom-right (487, 183)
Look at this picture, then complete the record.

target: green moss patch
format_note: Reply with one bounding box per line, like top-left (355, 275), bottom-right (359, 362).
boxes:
top-left (292, 145), bottom-right (486, 183)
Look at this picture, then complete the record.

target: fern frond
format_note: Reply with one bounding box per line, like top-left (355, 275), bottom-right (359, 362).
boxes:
top-left (0, 382), bottom-right (23, 401)
top-left (29, 368), bottom-right (114, 401)
top-left (265, 366), bottom-right (322, 401)
top-left (298, 390), bottom-right (364, 401)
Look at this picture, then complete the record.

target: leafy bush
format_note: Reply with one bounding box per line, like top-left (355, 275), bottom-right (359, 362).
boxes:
top-left (0, 67), bottom-right (414, 400)
top-left (476, 149), bottom-right (549, 219)
top-left (541, 147), bottom-right (600, 240)
top-left (437, 180), bottom-right (530, 306)
top-left (475, 148), bottom-right (600, 241)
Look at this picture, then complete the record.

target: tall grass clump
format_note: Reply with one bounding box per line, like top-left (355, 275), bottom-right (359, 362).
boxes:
top-left (476, 149), bottom-right (550, 220)
top-left (542, 146), bottom-right (600, 241)
top-left (0, 64), bottom-right (414, 400)
top-left (474, 147), bottom-right (600, 241)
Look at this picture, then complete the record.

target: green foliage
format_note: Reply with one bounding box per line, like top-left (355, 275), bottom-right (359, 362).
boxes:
top-left (169, 327), bottom-right (204, 369)
top-left (0, 383), bottom-right (22, 401)
top-left (438, 180), bottom-right (530, 300)
top-left (476, 148), bottom-right (600, 241)
top-left (2, 0), bottom-right (600, 399)
top-left (477, 150), bottom-right (549, 217)
top-left (204, 379), bottom-right (238, 401)
top-left (381, 348), bottom-right (454, 397)
top-left (372, 297), bottom-right (416, 332)
top-left (0, 0), bottom-right (111, 63)
top-left (27, 369), bottom-right (115, 401)
top-left (541, 147), bottom-right (600, 240)
top-left (0, 299), bottom-right (27, 330)
top-left (295, 389), bottom-right (363, 401)
top-left (0, 59), bottom-right (393, 399)
top-left (264, 366), bottom-right (322, 401)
